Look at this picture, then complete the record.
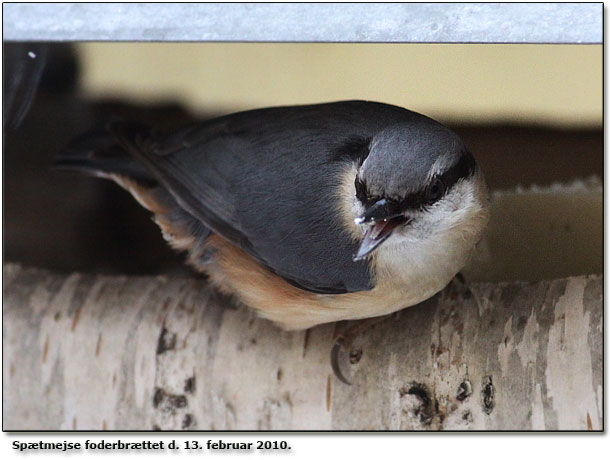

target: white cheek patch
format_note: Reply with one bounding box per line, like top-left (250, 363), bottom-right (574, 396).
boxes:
top-left (337, 163), bottom-right (367, 241)
top-left (392, 175), bottom-right (483, 243)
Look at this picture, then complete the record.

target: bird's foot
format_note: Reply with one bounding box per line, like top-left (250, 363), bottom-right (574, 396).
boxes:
top-left (330, 316), bottom-right (386, 385)
top-left (449, 271), bottom-right (472, 299)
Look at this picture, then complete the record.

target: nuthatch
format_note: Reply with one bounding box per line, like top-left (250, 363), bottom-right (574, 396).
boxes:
top-left (57, 101), bottom-right (489, 330)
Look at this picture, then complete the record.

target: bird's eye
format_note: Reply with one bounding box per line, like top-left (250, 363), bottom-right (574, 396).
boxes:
top-left (427, 179), bottom-right (445, 203)
top-left (355, 176), bottom-right (367, 203)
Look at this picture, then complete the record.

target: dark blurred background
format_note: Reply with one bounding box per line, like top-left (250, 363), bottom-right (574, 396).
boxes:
top-left (2, 42), bottom-right (602, 278)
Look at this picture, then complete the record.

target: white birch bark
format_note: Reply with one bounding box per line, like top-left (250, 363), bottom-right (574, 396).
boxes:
top-left (3, 263), bottom-right (602, 430)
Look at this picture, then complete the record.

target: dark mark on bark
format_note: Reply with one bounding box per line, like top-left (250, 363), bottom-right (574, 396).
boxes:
top-left (168, 394), bottom-right (187, 409)
top-left (435, 345), bottom-right (446, 357)
top-left (42, 336), bottom-right (49, 363)
top-left (400, 383), bottom-right (435, 426)
top-left (152, 424), bottom-right (161, 431)
top-left (156, 327), bottom-right (176, 354)
top-left (457, 380), bottom-right (473, 401)
top-left (326, 376), bottom-right (332, 412)
top-left (95, 333), bottom-right (102, 356)
top-left (209, 287), bottom-right (239, 310)
top-left (302, 329), bottom-right (311, 357)
top-left (182, 414), bottom-right (194, 429)
top-left (177, 299), bottom-right (194, 315)
top-left (153, 387), bottom-right (165, 408)
top-left (153, 387), bottom-right (188, 411)
top-left (482, 376), bottom-right (495, 414)
top-left (276, 368), bottom-right (283, 382)
top-left (184, 376), bottom-right (196, 394)
top-left (95, 283), bottom-right (107, 302)
top-left (71, 307), bottom-right (82, 331)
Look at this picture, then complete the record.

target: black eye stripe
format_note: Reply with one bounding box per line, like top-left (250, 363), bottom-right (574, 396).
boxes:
top-left (399, 149), bottom-right (477, 210)
top-left (428, 179), bottom-right (444, 201)
top-left (356, 149), bottom-right (477, 211)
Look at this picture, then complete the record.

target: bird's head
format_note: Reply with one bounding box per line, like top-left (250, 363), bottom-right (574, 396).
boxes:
top-left (352, 121), bottom-right (489, 261)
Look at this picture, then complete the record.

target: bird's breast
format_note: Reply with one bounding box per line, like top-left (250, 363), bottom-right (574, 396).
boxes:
top-left (197, 234), bottom-right (454, 330)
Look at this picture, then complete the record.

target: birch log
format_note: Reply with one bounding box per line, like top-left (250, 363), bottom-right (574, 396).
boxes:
top-left (3, 263), bottom-right (602, 431)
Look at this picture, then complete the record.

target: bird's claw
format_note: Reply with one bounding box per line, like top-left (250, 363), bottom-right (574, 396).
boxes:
top-left (331, 336), bottom-right (353, 385)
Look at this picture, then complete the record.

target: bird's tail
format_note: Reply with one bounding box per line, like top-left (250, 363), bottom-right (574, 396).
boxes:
top-left (55, 121), bottom-right (214, 267)
top-left (54, 121), bottom-right (157, 186)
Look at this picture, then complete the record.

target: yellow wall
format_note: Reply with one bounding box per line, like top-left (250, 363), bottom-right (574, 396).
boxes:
top-left (77, 43), bottom-right (601, 127)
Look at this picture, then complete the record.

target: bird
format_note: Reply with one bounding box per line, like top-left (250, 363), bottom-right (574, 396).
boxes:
top-left (56, 100), bottom-right (490, 331)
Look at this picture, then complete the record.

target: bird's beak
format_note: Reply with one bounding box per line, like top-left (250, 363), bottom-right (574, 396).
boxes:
top-left (353, 199), bottom-right (409, 261)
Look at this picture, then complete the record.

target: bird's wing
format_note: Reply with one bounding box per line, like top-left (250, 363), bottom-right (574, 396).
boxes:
top-left (109, 102), bottom-right (410, 293)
